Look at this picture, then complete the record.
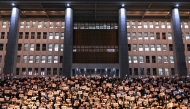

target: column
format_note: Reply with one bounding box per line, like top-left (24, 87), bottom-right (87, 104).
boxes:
top-left (118, 8), bottom-right (130, 78)
top-left (62, 8), bottom-right (73, 77)
top-left (3, 7), bottom-right (20, 76)
top-left (171, 7), bottom-right (187, 77)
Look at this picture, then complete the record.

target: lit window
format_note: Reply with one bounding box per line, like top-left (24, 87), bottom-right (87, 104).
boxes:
top-left (61, 32), bottom-right (64, 39)
top-left (60, 44), bottom-right (64, 51)
top-left (188, 56), bottom-right (190, 63)
top-left (38, 21), bottom-right (42, 28)
top-left (157, 44), bottom-right (161, 51)
top-left (20, 21), bottom-right (24, 28)
top-left (28, 69), bottom-right (32, 75)
top-left (133, 44), bottom-right (137, 51)
top-left (150, 32), bottom-right (154, 40)
top-left (50, 22), bottom-right (54, 28)
top-left (184, 22), bottom-right (189, 28)
top-left (138, 21), bottom-right (142, 28)
top-left (2, 21), bottom-right (6, 28)
top-left (158, 68), bottom-right (163, 75)
top-left (168, 32), bottom-right (172, 40)
top-left (127, 32), bottom-right (130, 40)
top-left (139, 44), bottom-right (143, 51)
top-left (133, 56), bottom-right (138, 63)
top-left (165, 68), bottom-right (169, 76)
top-left (127, 21), bottom-right (130, 28)
top-left (29, 56), bottom-right (33, 63)
top-left (128, 56), bottom-right (131, 63)
top-left (164, 56), bottom-right (168, 63)
top-left (163, 44), bottom-right (167, 51)
top-left (161, 22), bottom-right (165, 28)
top-left (186, 32), bottom-right (190, 40)
top-left (170, 56), bottom-right (174, 63)
top-left (32, 21), bottom-right (36, 28)
top-left (54, 56), bottom-right (58, 63)
top-left (48, 56), bottom-right (52, 63)
top-left (26, 21), bottom-right (30, 28)
top-left (62, 22), bottom-right (65, 28)
top-left (54, 44), bottom-right (59, 51)
top-left (149, 22), bottom-right (154, 28)
top-left (48, 44), bottom-right (52, 51)
top-left (41, 56), bottom-right (46, 63)
top-left (151, 44), bottom-right (155, 51)
top-left (23, 56), bottom-right (27, 63)
top-left (55, 32), bottom-right (59, 39)
top-left (132, 32), bottom-right (136, 40)
top-left (167, 22), bottom-right (171, 28)
top-left (35, 56), bottom-right (39, 63)
top-left (158, 56), bottom-right (162, 63)
top-left (145, 44), bottom-right (149, 51)
top-left (181, 22), bottom-right (183, 28)
top-left (49, 32), bottom-right (53, 39)
top-left (132, 21), bottom-right (136, 28)
top-left (138, 32), bottom-right (142, 40)
top-left (139, 56), bottom-right (144, 63)
top-left (24, 44), bottom-right (28, 51)
top-left (144, 21), bottom-right (148, 28)
top-left (44, 21), bottom-right (48, 28)
top-left (144, 32), bottom-right (148, 40)
top-left (155, 21), bottom-right (159, 28)
top-left (55, 22), bottom-right (60, 28)
top-left (30, 44), bottom-right (34, 51)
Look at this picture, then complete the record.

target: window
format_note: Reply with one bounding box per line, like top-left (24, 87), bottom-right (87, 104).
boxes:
top-left (2, 21), bottom-right (6, 28)
top-left (29, 56), bottom-right (33, 63)
top-left (30, 44), bottom-right (34, 51)
top-left (22, 68), bottom-right (26, 76)
top-left (47, 68), bottom-right (51, 75)
top-left (60, 44), bottom-right (64, 51)
top-left (19, 32), bottom-right (23, 39)
top-left (128, 44), bottom-right (131, 51)
top-left (62, 22), bottom-right (65, 28)
top-left (55, 22), bottom-right (60, 28)
top-left (24, 44), bottom-right (28, 51)
top-left (31, 32), bottom-right (35, 39)
top-left (165, 68), bottom-right (169, 76)
top-left (32, 21), bottom-right (36, 28)
top-left (164, 56), bottom-right (168, 63)
top-left (153, 68), bottom-right (157, 75)
top-left (157, 44), bottom-right (161, 51)
top-left (158, 68), bottom-right (163, 75)
top-left (139, 56), bottom-right (144, 63)
top-left (38, 21), bottom-right (42, 28)
top-left (162, 33), bottom-right (166, 40)
top-left (42, 44), bottom-right (46, 51)
top-left (145, 44), bottom-right (149, 51)
top-left (188, 56), bottom-right (190, 63)
top-left (127, 32), bottom-right (130, 40)
top-left (144, 21), bottom-right (148, 28)
top-left (170, 56), bottom-right (174, 63)
top-left (134, 68), bottom-right (138, 75)
top-left (161, 22), bottom-right (165, 28)
top-left (1, 32), bottom-right (5, 39)
top-left (133, 56), bottom-right (138, 63)
top-left (20, 21), bottom-right (24, 28)
top-left (186, 32), bottom-right (190, 40)
top-left (55, 32), bottom-right (59, 39)
top-left (60, 56), bottom-right (63, 63)
top-left (0, 44), bottom-right (3, 51)
top-left (139, 44), bottom-right (143, 51)
top-left (36, 44), bottom-right (40, 51)
top-left (48, 56), bottom-right (52, 63)
top-left (50, 22), bottom-right (54, 28)
top-left (158, 56), bottom-right (162, 63)
top-left (151, 44), bottom-right (155, 51)
top-left (54, 44), bottom-right (59, 51)
top-left (184, 22), bottom-right (189, 28)
top-left (23, 56), bottom-right (27, 63)
top-left (35, 56), bottom-right (40, 63)
top-left (167, 22), bottom-right (171, 28)
top-left (146, 56), bottom-right (150, 63)
top-left (61, 32), bottom-right (64, 39)
top-left (169, 44), bottom-right (173, 51)
top-left (132, 21), bottom-right (136, 28)
top-left (163, 44), bottom-right (167, 51)
top-left (144, 32), bottom-right (148, 40)
top-left (156, 32), bottom-right (160, 39)
top-left (18, 44), bottom-right (22, 51)
top-left (44, 21), bottom-right (48, 28)
top-left (43, 32), bottom-right (47, 39)
top-left (49, 32), bottom-right (53, 39)
top-left (128, 56), bottom-right (131, 63)
top-left (127, 21), bottom-right (130, 28)
top-left (138, 32), bottom-right (142, 40)
top-left (152, 56), bottom-right (156, 63)
top-left (48, 44), bottom-right (52, 51)
top-left (28, 68), bottom-right (32, 75)
top-left (168, 32), bottom-right (172, 40)
top-left (149, 21), bottom-right (153, 28)
top-left (25, 32), bottom-right (29, 39)
top-left (150, 32), bottom-right (154, 40)
top-left (0, 55), bottom-right (2, 63)
top-left (155, 21), bottom-right (159, 28)
top-left (26, 21), bottom-right (30, 28)
top-left (138, 21), bottom-right (142, 28)
top-left (37, 32), bottom-right (41, 39)
top-left (133, 44), bottom-right (137, 51)
top-left (41, 56), bottom-right (46, 63)
top-left (54, 56), bottom-right (58, 63)
top-left (132, 32), bottom-right (136, 40)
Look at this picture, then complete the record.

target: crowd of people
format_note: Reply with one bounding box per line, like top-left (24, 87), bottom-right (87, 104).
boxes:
top-left (0, 75), bottom-right (189, 109)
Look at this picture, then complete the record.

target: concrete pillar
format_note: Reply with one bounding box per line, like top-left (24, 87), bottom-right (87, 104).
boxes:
top-left (118, 8), bottom-right (129, 78)
top-left (62, 8), bottom-right (73, 77)
top-left (171, 7), bottom-right (187, 77)
top-left (3, 7), bottom-right (20, 77)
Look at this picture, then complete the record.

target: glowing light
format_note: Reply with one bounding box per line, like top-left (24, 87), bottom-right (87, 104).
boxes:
top-left (122, 4), bottom-right (125, 7)
top-left (67, 3), bottom-right (70, 7)
top-left (12, 3), bottom-right (15, 6)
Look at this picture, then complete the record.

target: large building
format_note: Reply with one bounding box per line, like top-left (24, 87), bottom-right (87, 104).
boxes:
top-left (0, 0), bottom-right (189, 77)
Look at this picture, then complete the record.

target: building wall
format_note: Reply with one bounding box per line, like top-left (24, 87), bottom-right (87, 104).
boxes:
top-left (0, 18), bottom-right (189, 77)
